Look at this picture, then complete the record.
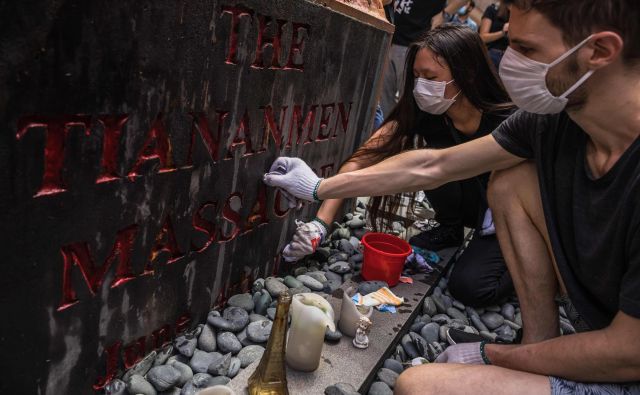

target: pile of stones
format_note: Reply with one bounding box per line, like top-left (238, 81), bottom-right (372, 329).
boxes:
top-left (104, 208), bottom-right (371, 395)
top-left (105, 200), bottom-right (579, 395)
top-left (363, 273), bottom-right (577, 395)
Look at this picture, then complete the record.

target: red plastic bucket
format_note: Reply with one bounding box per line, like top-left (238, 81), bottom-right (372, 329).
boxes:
top-left (361, 232), bottom-right (412, 287)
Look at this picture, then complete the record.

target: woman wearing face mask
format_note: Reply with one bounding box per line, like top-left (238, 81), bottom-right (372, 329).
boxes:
top-left (283, 24), bottom-right (516, 310)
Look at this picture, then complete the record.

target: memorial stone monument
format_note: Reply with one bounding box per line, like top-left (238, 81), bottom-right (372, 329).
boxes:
top-left (0, 0), bottom-right (392, 393)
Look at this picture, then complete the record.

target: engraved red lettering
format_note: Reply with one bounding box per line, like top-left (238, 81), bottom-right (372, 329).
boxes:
top-left (96, 115), bottom-right (128, 183)
top-left (58, 225), bottom-right (138, 311)
top-left (273, 189), bottom-right (291, 217)
top-left (16, 115), bottom-right (92, 197)
top-left (225, 109), bottom-right (254, 159)
top-left (286, 104), bottom-right (317, 147)
top-left (175, 314), bottom-right (191, 334)
top-left (220, 5), bottom-right (254, 65)
top-left (151, 325), bottom-right (172, 349)
top-left (187, 111), bottom-right (228, 165)
top-left (219, 193), bottom-right (242, 242)
top-left (123, 336), bottom-right (146, 369)
top-left (214, 286), bottom-right (227, 310)
top-left (252, 15), bottom-right (286, 69)
top-left (127, 114), bottom-right (175, 178)
top-left (333, 102), bottom-right (353, 137)
top-left (96, 315), bottom-right (190, 390)
top-left (145, 215), bottom-right (184, 274)
top-left (316, 103), bottom-right (335, 141)
top-left (191, 201), bottom-right (218, 253)
top-left (93, 341), bottom-right (121, 391)
top-left (285, 23), bottom-right (310, 71)
top-left (258, 105), bottom-right (287, 152)
top-left (244, 184), bottom-right (269, 232)
top-left (271, 254), bottom-right (282, 276)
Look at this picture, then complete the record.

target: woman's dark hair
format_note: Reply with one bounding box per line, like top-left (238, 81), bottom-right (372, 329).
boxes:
top-left (347, 24), bottom-right (513, 231)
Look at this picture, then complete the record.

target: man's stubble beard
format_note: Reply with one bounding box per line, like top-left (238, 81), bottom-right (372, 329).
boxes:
top-left (546, 54), bottom-right (590, 112)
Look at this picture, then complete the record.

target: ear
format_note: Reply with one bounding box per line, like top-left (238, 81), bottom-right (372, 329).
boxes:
top-left (585, 31), bottom-right (624, 70)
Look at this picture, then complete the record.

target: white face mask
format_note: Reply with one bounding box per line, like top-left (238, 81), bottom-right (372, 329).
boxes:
top-left (413, 78), bottom-right (461, 115)
top-left (499, 35), bottom-right (595, 114)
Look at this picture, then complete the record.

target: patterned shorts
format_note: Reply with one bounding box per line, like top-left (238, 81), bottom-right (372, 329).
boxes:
top-left (550, 377), bottom-right (640, 395)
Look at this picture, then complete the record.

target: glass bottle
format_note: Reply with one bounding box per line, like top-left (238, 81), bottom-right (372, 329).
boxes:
top-left (247, 291), bottom-right (291, 395)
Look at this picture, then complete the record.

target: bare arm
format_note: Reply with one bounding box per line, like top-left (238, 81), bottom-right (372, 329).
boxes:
top-left (431, 12), bottom-right (444, 28)
top-left (479, 18), bottom-right (507, 44)
top-left (316, 122), bottom-right (397, 223)
top-left (317, 134), bottom-right (524, 200)
top-left (469, 8), bottom-right (483, 25)
top-left (486, 311), bottom-right (640, 382)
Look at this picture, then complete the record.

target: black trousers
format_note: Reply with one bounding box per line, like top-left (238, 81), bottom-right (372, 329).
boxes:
top-left (448, 234), bottom-right (514, 307)
top-left (427, 180), bottom-right (514, 307)
top-left (426, 179), bottom-right (483, 228)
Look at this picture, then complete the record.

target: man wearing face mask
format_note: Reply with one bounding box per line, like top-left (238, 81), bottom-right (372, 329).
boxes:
top-left (265, 1), bottom-right (640, 393)
top-left (445, 1), bottom-right (478, 32)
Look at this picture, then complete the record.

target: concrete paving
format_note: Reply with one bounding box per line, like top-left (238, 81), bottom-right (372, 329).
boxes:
top-left (229, 247), bottom-right (459, 394)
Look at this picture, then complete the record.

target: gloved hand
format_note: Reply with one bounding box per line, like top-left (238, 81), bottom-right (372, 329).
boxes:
top-left (279, 188), bottom-right (303, 210)
top-left (263, 157), bottom-right (322, 202)
top-left (435, 342), bottom-right (487, 364)
top-left (282, 219), bottom-right (328, 262)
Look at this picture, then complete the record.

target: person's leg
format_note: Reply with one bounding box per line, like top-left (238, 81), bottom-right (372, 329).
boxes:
top-left (458, 177), bottom-right (485, 229)
top-left (488, 162), bottom-right (564, 344)
top-left (394, 363), bottom-right (551, 395)
top-left (448, 234), bottom-right (514, 307)
top-left (427, 181), bottom-right (463, 226)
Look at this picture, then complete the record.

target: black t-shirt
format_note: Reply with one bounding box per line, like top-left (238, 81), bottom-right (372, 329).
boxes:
top-left (482, 4), bottom-right (509, 51)
top-left (392, 0), bottom-right (446, 46)
top-left (492, 110), bottom-right (640, 329)
top-left (415, 109), bottom-right (514, 189)
top-left (416, 109), bottom-right (512, 148)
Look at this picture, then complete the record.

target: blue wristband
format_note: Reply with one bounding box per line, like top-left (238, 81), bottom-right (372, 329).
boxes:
top-left (312, 179), bottom-right (323, 202)
top-left (480, 341), bottom-right (492, 365)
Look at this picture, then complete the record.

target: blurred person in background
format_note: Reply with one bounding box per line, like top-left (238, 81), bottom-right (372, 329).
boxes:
top-left (380, 0), bottom-right (448, 116)
top-left (445, 1), bottom-right (479, 32)
top-left (480, 1), bottom-right (512, 68)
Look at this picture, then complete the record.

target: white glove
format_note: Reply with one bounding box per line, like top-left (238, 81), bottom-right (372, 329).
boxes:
top-left (282, 219), bottom-right (328, 262)
top-left (279, 188), bottom-right (303, 210)
top-left (263, 157), bottom-right (322, 202)
top-left (435, 342), bottom-right (487, 364)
